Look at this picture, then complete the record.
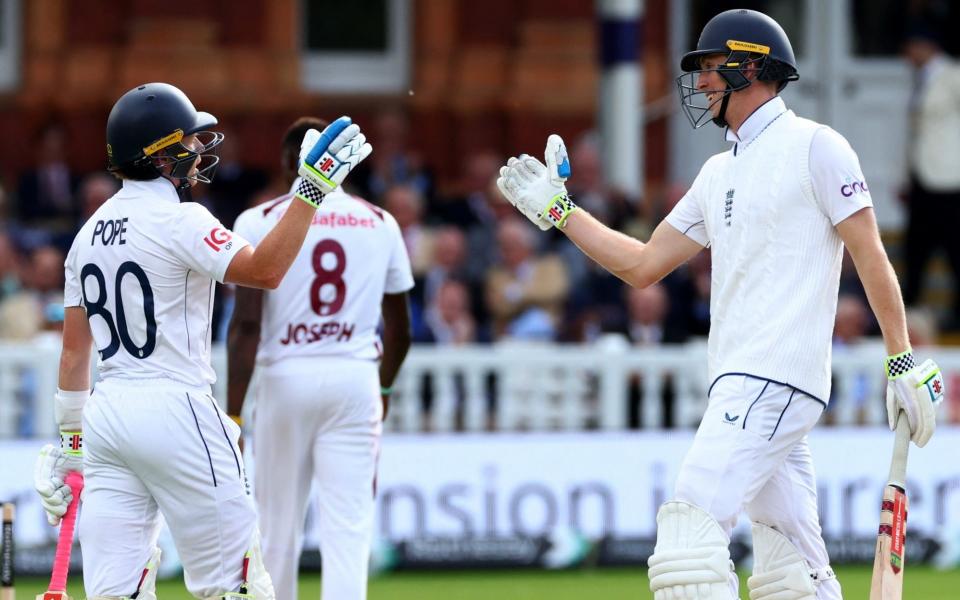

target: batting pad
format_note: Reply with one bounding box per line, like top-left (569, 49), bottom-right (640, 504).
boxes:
top-left (647, 501), bottom-right (736, 600)
top-left (748, 522), bottom-right (833, 600)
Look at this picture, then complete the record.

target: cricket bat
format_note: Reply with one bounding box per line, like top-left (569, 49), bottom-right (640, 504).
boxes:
top-left (37, 472), bottom-right (83, 600)
top-left (1, 502), bottom-right (13, 600)
top-left (870, 412), bottom-right (911, 600)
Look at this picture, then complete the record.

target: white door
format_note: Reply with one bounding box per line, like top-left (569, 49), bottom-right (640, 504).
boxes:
top-left (669, 0), bottom-right (913, 229)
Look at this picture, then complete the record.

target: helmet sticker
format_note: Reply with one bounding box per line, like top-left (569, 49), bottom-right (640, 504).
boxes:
top-left (726, 40), bottom-right (771, 55)
top-left (143, 129), bottom-right (184, 156)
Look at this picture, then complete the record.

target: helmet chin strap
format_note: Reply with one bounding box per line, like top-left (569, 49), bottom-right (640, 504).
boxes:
top-left (712, 88), bottom-right (732, 128)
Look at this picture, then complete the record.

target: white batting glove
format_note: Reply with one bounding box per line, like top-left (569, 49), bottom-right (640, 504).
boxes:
top-left (295, 116), bottom-right (373, 208)
top-left (34, 442), bottom-right (82, 526)
top-left (885, 351), bottom-right (944, 447)
top-left (496, 134), bottom-right (577, 230)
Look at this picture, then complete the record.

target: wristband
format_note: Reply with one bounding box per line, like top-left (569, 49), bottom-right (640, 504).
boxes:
top-left (380, 386), bottom-right (394, 396)
top-left (60, 431), bottom-right (83, 456)
top-left (55, 388), bottom-right (89, 432)
top-left (885, 349), bottom-right (915, 379)
top-left (541, 192), bottom-right (578, 229)
top-left (228, 414), bottom-right (244, 427)
top-left (294, 178), bottom-right (326, 209)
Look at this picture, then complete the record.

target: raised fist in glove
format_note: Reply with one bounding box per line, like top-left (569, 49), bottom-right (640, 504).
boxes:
top-left (295, 116), bottom-right (373, 207)
top-left (885, 351), bottom-right (944, 447)
top-left (34, 436), bottom-right (83, 526)
top-left (497, 134), bottom-right (577, 230)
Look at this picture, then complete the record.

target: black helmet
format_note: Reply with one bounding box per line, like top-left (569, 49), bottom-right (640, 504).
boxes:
top-left (106, 82), bottom-right (223, 187)
top-left (676, 9), bottom-right (799, 129)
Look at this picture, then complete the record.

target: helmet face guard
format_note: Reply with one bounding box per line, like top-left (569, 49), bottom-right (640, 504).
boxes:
top-left (149, 130), bottom-right (225, 188)
top-left (676, 48), bottom-right (766, 129)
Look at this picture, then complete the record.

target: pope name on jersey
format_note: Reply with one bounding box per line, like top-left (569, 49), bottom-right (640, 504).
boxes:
top-left (233, 182), bottom-right (413, 365)
top-left (65, 178), bottom-right (249, 388)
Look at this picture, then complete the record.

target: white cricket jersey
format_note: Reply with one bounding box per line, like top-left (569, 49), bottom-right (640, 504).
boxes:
top-left (665, 97), bottom-right (873, 403)
top-left (232, 182), bottom-right (413, 365)
top-left (64, 178), bottom-right (250, 388)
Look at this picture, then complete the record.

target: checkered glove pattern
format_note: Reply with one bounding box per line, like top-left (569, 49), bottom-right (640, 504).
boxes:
top-left (885, 350), bottom-right (916, 379)
top-left (497, 134), bottom-right (576, 231)
top-left (295, 116), bottom-right (373, 207)
top-left (885, 350), bottom-right (945, 447)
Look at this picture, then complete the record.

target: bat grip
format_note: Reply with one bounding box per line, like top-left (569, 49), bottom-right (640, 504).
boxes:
top-left (49, 471), bottom-right (83, 592)
top-left (888, 411), bottom-right (911, 488)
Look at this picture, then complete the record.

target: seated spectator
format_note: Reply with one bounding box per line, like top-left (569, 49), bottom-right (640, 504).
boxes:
top-left (423, 279), bottom-right (477, 345)
top-left (828, 294), bottom-right (873, 424)
top-left (353, 108), bottom-right (433, 202)
top-left (485, 219), bottom-right (569, 340)
top-left (626, 283), bottom-right (680, 345)
top-left (0, 245), bottom-right (64, 340)
top-left (0, 233), bottom-right (23, 302)
top-left (384, 183), bottom-right (435, 277)
top-left (78, 172), bottom-right (120, 222)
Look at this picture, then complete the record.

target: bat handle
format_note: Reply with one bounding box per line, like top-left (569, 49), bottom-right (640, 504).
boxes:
top-left (49, 472), bottom-right (83, 592)
top-left (888, 411), bottom-right (911, 489)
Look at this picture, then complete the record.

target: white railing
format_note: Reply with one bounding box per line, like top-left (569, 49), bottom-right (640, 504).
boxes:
top-left (3, 339), bottom-right (960, 437)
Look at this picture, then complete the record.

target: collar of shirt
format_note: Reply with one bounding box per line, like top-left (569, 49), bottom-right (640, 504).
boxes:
top-left (118, 177), bottom-right (180, 204)
top-left (725, 96), bottom-right (787, 147)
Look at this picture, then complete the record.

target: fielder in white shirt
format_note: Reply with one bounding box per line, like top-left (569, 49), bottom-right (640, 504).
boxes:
top-left (32, 83), bottom-right (372, 600)
top-left (497, 10), bottom-right (945, 600)
top-left (227, 117), bottom-right (414, 600)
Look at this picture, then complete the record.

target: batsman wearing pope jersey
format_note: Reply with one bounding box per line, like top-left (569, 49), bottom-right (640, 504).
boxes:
top-left (498, 10), bottom-right (944, 600)
top-left (227, 117), bottom-right (413, 600)
top-left (31, 84), bottom-right (372, 599)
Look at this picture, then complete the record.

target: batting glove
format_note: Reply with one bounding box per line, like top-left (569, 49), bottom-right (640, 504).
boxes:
top-left (497, 134), bottom-right (577, 231)
top-left (34, 437), bottom-right (83, 526)
top-left (295, 116), bottom-right (373, 208)
top-left (885, 350), bottom-right (944, 447)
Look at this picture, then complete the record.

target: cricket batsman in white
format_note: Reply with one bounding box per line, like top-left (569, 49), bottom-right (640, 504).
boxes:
top-left (496, 9), bottom-right (945, 600)
top-left (227, 117), bottom-right (414, 600)
top-left (32, 83), bottom-right (372, 599)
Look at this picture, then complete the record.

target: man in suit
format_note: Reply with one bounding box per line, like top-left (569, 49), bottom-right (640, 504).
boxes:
top-left (901, 23), bottom-right (960, 329)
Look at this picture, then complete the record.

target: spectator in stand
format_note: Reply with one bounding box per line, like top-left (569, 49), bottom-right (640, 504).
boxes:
top-left (78, 173), bottom-right (120, 222)
top-left (901, 22), bottom-right (960, 329)
top-left (16, 123), bottom-right (78, 227)
top-left (562, 260), bottom-right (628, 342)
top-left (626, 283), bottom-right (685, 345)
top-left (353, 108), bottom-right (432, 203)
top-left (566, 132), bottom-right (633, 229)
top-left (0, 233), bottom-right (23, 302)
top-left (384, 183), bottom-right (434, 277)
top-left (625, 282), bottom-right (685, 428)
top-left (485, 219), bottom-right (568, 340)
top-left (435, 150), bottom-right (503, 228)
top-left (423, 279), bottom-right (477, 345)
top-left (0, 245), bottom-right (64, 340)
top-left (828, 294), bottom-right (873, 424)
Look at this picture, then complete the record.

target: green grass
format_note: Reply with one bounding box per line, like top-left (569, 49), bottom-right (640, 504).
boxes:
top-left (15, 565), bottom-right (960, 599)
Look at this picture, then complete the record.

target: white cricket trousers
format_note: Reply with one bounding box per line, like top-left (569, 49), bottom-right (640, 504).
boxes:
top-left (674, 374), bottom-right (842, 600)
top-left (80, 378), bottom-right (257, 598)
top-left (254, 357), bottom-right (381, 600)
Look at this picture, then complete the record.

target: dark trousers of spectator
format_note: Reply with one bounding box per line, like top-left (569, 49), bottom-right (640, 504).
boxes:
top-left (903, 177), bottom-right (960, 326)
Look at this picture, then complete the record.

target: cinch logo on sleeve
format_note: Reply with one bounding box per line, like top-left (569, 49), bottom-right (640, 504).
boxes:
top-left (203, 227), bottom-right (233, 252)
top-left (840, 180), bottom-right (869, 197)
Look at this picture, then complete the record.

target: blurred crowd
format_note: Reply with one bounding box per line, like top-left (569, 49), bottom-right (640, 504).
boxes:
top-left (0, 101), bottom-right (956, 352)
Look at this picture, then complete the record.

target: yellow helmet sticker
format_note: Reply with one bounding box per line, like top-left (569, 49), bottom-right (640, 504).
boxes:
top-left (143, 129), bottom-right (184, 156)
top-left (727, 40), bottom-right (771, 55)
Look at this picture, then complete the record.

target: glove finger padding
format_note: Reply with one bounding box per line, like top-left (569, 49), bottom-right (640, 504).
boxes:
top-left (297, 116), bottom-right (372, 203)
top-left (544, 134), bottom-right (571, 184)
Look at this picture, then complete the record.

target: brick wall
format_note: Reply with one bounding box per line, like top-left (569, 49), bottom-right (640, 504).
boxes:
top-left (1, 0), bottom-right (669, 198)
